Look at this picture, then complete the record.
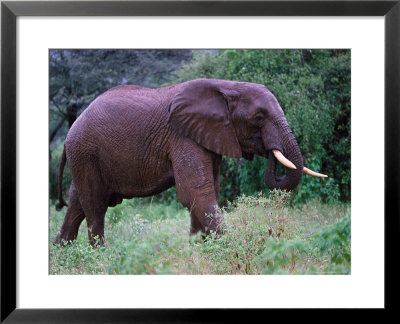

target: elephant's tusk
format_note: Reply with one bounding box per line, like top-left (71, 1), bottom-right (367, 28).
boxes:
top-left (303, 167), bottom-right (328, 178)
top-left (272, 149), bottom-right (296, 170)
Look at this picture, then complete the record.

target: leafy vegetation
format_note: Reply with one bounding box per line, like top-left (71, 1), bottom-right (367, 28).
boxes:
top-left (50, 191), bottom-right (350, 275)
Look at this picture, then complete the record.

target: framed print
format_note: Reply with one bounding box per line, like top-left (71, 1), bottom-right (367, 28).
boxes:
top-left (1, 0), bottom-right (399, 322)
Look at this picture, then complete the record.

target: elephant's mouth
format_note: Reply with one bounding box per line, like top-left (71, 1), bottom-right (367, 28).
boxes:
top-left (264, 149), bottom-right (302, 190)
top-left (242, 151), bottom-right (254, 160)
top-left (271, 149), bottom-right (296, 169)
top-left (268, 149), bottom-right (328, 179)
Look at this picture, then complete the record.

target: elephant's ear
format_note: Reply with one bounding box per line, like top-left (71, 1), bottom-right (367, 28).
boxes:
top-left (168, 79), bottom-right (242, 158)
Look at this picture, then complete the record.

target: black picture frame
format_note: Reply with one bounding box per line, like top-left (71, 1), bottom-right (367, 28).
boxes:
top-left (1, 0), bottom-right (399, 322)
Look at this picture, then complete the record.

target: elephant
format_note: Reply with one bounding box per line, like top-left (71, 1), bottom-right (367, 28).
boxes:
top-left (54, 78), bottom-right (327, 246)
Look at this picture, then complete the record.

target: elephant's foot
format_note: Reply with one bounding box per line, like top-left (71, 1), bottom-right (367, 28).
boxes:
top-left (86, 221), bottom-right (106, 248)
top-left (206, 213), bottom-right (225, 236)
top-left (191, 214), bottom-right (225, 239)
top-left (88, 235), bottom-right (105, 248)
top-left (53, 231), bottom-right (73, 246)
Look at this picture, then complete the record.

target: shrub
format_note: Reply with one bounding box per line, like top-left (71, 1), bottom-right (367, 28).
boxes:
top-left (199, 190), bottom-right (294, 274)
top-left (195, 191), bottom-right (350, 274)
top-left (256, 212), bottom-right (351, 274)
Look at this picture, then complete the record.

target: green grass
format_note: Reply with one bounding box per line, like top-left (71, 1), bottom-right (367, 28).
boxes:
top-left (49, 191), bottom-right (350, 275)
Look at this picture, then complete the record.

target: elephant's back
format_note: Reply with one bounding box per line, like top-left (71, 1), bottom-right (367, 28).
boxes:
top-left (70, 86), bottom-right (172, 137)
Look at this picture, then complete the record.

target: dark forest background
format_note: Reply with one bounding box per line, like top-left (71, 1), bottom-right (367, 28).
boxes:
top-left (49, 49), bottom-right (350, 205)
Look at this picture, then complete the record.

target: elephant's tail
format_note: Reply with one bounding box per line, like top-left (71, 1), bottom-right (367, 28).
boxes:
top-left (56, 147), bottom-right (68, 211)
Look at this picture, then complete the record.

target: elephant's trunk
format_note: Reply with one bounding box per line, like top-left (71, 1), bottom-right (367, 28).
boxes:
top-left (264, 118), bottom-right (303, 191)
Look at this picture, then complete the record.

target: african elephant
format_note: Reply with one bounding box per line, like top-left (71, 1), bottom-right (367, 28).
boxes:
top-left (54, 79), bottom-right (326, 246)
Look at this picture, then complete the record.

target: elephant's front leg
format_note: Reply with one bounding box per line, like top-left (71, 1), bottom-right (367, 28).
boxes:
top-left (171, 141), bottom-right (222, 236)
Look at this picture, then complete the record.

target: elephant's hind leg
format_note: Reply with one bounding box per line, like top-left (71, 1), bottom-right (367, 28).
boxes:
top-left (53, 182), bottom-right (85, 245)
top-left (84, 201), bottom-right (108, 247)
top-left (72, 161), bottom-right (109, 247)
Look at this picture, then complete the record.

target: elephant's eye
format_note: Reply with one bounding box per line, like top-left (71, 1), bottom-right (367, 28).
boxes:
top-left (253, 114), bottom-right (264, 122)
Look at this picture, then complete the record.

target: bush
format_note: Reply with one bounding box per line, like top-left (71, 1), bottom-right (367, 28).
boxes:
top-left (256, 212), bottom-right (351, 274)
top-left (202, 190), bottom-right (293, 274)
top-left (196, 190), bottom-right (350, 274)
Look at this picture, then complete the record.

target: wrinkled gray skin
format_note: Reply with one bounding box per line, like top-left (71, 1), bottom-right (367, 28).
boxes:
top-left (54, 79), bottom-right (303, 246)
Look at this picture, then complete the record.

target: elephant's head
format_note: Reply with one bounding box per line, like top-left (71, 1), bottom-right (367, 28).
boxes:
top-left (168, 79), bottom-right (326, 191)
